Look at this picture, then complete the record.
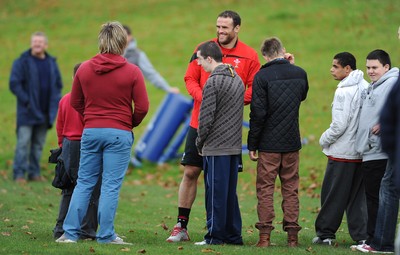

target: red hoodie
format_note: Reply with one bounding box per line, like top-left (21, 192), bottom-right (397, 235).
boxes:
top-left (56, 92), bottom-right (84, 147)
top-left (71, 53), bottom-right (149, 131)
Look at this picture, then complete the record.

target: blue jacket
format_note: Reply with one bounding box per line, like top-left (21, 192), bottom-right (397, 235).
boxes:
top-left (380, 77), bottom-right (400, 193)
top-left (9, 49), bottom-right (62, 128)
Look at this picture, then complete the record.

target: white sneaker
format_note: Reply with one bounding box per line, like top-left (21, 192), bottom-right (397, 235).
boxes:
top-left (350, 240), bottom-right (366, 250)
top-left (194, 240), bottom-right (207, 245)
top-left (312, 236), bottom-right (335, 245)
top-left (56, 234), bottom-right (77, 243)
top-left (166, 223), bottom-right (190, 242)
top-left (110, 236), bottom-right (132, 245)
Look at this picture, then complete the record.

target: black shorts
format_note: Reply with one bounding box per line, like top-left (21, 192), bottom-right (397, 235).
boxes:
top-left (181, 126), bottom-right (203, 168)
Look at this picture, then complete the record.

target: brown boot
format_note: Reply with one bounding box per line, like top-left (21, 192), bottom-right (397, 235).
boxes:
top-left (287, 231), bottom-right (298, 247)
top-left (256, 233), bottom-right (270, 247)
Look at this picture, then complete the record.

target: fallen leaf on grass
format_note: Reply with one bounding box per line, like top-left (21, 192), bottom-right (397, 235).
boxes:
top-left (89, 247), bottom-right (95, 253)
top-left (22, 225), bottom-right (29, 229)
top-left (201, 248), bottom-right (214, 253)
top-left (137, 249), bottom-right (146, 253)
top-left (3, 218), bottom-right (10, 222)
top-left (305, 246), bottom-right (314, 253)
top-left (1, 232), bottom-right (11, 236)
top-left (177, 246), bottom-right (183, 250)
top-left (161, 223), bottom-right (168, 230)
top-left (25, 232), bottom-right (32, 235)
top-left (120, 247), bottom-right (130, 252)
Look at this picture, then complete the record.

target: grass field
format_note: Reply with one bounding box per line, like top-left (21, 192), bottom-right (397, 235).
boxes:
top-left (0, 0), bottom-right (399, 254)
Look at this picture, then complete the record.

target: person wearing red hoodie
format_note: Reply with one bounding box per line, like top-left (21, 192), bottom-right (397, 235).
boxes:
top-left (56, 21), bottom-right (149, 245)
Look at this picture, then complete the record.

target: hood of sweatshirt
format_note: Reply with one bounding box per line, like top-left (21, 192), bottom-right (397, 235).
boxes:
top-left (90, 53), bottom-right (127, 74)
top-left (338, 69), bottom-right (365, 88)
top-left (372, 67), bottom-right (399, 88)
top-left (210, 64), bottom-right (236, 78)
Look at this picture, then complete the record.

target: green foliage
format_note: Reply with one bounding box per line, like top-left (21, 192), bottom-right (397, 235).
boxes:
top-left (0, 0), bottom-right (399, 254)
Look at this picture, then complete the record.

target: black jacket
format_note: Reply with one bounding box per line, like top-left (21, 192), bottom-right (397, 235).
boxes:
top-left (247, 58), bottom-right (308, 152)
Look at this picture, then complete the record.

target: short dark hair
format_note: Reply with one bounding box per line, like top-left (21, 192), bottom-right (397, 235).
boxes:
top-left (333, 52), bottom-right (356, 70)
top-left (218, 10), bottom-right (241, 27)
top-left (123, 25), bottom-right (131, 36)
top-left (73, 63), bottom-right (81, 77)
top-left (197, 41), bottom-right (223, 63)
top-left (367, 49), bottom-right (391, 68)
top-left (260, 37), bottom-right (284, 58)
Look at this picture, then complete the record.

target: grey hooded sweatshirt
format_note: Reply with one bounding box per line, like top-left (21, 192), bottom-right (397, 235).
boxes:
top-left (320, 69), bottom-right (369, 159)
top-left (123, 39), bottom-right (172, 92)
top-left (355, 67), bottom-right (399, 161)
top-left (196, 64), bottom-right (245, 156)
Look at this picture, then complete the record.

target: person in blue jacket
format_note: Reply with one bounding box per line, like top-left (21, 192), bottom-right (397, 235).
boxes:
top-left (9, 31), bottom-right (63, 183)
top-left (380, 26), bottom-right (400, 255)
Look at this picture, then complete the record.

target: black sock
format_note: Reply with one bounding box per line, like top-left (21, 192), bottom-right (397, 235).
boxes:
top-left (177, 207), bottom-right (191, 229)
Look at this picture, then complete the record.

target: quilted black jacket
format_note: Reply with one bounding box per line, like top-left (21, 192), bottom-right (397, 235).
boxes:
top-left (247, 58), bottom-right (308, 152)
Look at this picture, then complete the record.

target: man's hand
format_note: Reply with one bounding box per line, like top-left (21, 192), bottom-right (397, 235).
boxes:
top-left (168, 87), bottom-right (180, 94)
top-left (284, 53), bottom-right (295, 64)
top-left (249, 150), bottom-right (258, 161)
top-left (372, 124), bottom-right (381, 135)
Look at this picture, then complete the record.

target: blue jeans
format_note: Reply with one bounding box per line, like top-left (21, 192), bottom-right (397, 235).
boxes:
top-left (13, 124), bottom-right (48, 180)
top-left (370, 161), bottom-right (399, 252)
top-left (62, 128), bottom-right (133, 243)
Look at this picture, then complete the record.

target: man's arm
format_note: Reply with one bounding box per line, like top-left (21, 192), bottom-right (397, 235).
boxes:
top-left (184, 52), bottom-right (204, 102)
top-left (243, 53), bottom-right (261, 105)
top-left (137, 51), bottom-right (178, 93)
top-left (247, 75), bottom-right (267, 151)
top-left (9, 59), bottom-right (29, 105)
top-left (131, 69), bottom-right (149, 127)
top-left (380, 78), bottom-right (400, 159)
top-left (319, 89), bottom-right (352, 147)
top-left (196, 82), bottom-right (217, 152)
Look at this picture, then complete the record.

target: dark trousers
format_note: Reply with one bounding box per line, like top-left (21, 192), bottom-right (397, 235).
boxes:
top-left (53, 138), bottom-right (101, 239)
top-left (362, 159), bottom-right (388, 243)
top-left (315, 159), bottom-right (367, 241)
top-left (203, 155), bottom-right (243, 245)
top-left (53, 182), bottom-right (101, 239)
top-left (370, 161), bottom-right (399, 252)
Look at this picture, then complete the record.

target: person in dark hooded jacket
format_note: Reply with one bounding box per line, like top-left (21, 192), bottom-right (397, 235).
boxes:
top-left (247, 37), bottom-right (308, 248)
top-left (9, 31), bottom-right (62, 182)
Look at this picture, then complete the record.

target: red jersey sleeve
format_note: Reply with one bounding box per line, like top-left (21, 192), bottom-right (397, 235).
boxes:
top-left (244, 51), bottom-right (261, 105)
top-left (184, 52), bottom-right (203, 103)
